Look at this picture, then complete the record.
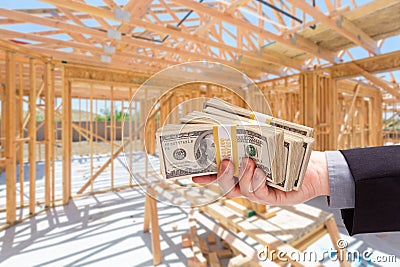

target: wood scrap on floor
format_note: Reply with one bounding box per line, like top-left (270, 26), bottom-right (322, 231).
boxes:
top-left (189, 214), bottom-right (208, 267)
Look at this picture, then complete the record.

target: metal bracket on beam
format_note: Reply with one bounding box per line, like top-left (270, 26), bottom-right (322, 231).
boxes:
top-left (114, 8), bottom-right (130, 23)
top-left (289, 33), bottom-right (297, 45)
top-left (107, 29), bottom-right (121, 40)
top-left (100, 55), bottom-right (112, 63)
top-left (104, 45), bottom-right (116, 54)
top-left (236, 55), bottom-right (243, 64)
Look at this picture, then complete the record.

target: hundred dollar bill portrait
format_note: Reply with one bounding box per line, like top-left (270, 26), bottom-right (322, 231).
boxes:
top-left (194, 130), bottom-right (216, 169)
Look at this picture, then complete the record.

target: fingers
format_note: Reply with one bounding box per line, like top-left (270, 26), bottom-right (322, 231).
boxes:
top-left (192, 174), bottom-right (217, 184)
top-left (250, 168), bottom-right (286, 205)
top-left (250, 168), bottom-right (271, 201)
top-left (217, 159), bottom-right (241, 198)
top-left (192, 158), bottom-right (284, 204)
top-left (238, 158), bottom-right (256, 197)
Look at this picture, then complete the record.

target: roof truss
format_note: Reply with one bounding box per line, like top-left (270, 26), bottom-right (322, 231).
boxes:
top-left (0, 0), bottom-right (398, 98)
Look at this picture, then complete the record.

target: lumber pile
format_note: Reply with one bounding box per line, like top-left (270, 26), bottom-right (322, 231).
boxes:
top-left (183, 216), bottom-right (234, 267)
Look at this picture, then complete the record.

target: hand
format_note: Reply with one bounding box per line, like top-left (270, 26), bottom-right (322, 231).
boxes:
top-left (192, 151), bottom-right (330, 205)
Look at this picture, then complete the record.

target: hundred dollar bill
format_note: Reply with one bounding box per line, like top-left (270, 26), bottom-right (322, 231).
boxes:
top-left (266, 133), bottom-right (303, 191)
top-left (157, 123), bottom-right (284, 182)
top-left (180, 111), bottom-right (285, 184)
top-left (202, 99), bottom-right (315, 191)
top-left (293, 136), bottom-right (314, 190)
top-left (204, 98), bottom-right (314, 137)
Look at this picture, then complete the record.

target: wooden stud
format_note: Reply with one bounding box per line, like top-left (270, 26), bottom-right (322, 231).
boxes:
top-left (338, 83), bottom-right (360, 144)
top-left (28, 58), bottom-right (37, 214)
top-left (62, 76), bottom-right (72, 203)
top-left (50, 64), bottom-right (55, 206)
top-left (325, 217), bottom-right (351, 267)
top-left (90, 83), bottom-right (94, 192)
top-left (110, 85), bottom-right (114, 190)
top-left (148, 187), bottom-right (162, 265)
top-left (5, 51), bottom-right (17, 223)
top-left (17, 63), bottom-right (24, 208)
top-left (128, 87), bottom-right (133, 185)
top-left (44, 62), bottom-right (52, 207)
top-left (143, 192), bottom-right (151, 233)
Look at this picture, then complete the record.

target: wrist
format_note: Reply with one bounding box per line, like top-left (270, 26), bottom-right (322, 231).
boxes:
top-left (311, 151), bottom-right (330, 196)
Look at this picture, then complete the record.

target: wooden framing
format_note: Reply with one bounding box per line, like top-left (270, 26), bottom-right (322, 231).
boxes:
top-left (28, 58), bottom-right (37, 214)
top-left (141, 176), bottom-right (350, 266)
top-left (62, 69), bottom-right (72, 204)
top-left (0, 38), bottom-right (394, 228)
top-left (143, 187), bottom-right (162, 265)
top-left (44, 62), bottom-right (53, 207)
top-left (326, 50), bottom-right (400, 79)
top-left (0, 3), bottom-right (398, 263)
top-left (258, 73), bottom-right (384, 150)
top-left (287, 0), bottom-right (378, 54)
top-left (5, 51), bottom-right (17, 223)
top-left (0, 1), bottom-right (398, 84)
top-left (0, 43), bottom-right (148, 226)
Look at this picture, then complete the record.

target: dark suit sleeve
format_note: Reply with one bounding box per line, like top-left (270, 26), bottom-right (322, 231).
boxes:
top-left (339, 146), bottom-right (400, 235)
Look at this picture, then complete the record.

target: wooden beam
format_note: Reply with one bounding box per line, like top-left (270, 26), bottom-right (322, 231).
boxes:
top-left (148, 187), bottom-right (162, 265)
top-left (17, 63), bottom-right (25, 209)
top-left (312, 49), bottom-right (400, 100)
top-left (0, 14), bottom-right (93, 25)
top-left (349, 62), bottom-right (400, 100)
top-left (114, 0), bottom-right (152, 46)
top-left (51, 6), bottom-right (96, 49)
top-left (225, 0), bottom-right (250, 13)
top-left (286, 0), bottom-right (378, 54)
top-left (62, 70), bottom-right (72, 204)
top-left (338, 83), bottom-right (361, 143)
top-left (5, 51), bottom-right (17, 223)
top-left (38, 0), bottom-right (303, 69)
top-left (169, 0), bottom-right (338, 64)
top-left (326, 50), bottom-right (400, 79)
top-left (344, 0), bottom-right (399, 20)
top-left (143, 190), bottom-right (151, 233)
top-left (28, 58), bottom-right (37, 214)
top-left (102, 0), bottom-right (118, 9)
top-left (325, 217), bottom-right (352, 267)
top-left (0, 9), bottom-right (270, 75)
top-left (0, 39), bottom-right (45, 60)
top-left (76, 138), bottom-right (129, 194)
top-left (44, 62), bottom-right (53, 207)
top-left (0, 28), bottom-right (177, 71)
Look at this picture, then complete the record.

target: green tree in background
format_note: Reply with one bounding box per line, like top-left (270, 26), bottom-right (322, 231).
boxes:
top-left (94, 108), bottom-right (130, 122)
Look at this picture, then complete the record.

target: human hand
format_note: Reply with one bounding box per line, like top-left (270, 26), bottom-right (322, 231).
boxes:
top-left (192, 151), bottom-right (330, 205)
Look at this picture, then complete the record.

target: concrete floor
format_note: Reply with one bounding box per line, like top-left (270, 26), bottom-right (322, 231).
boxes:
top-left (0, 188), bottom-right (399, 267)
top-left (0, 152), bottom-right (399, 266)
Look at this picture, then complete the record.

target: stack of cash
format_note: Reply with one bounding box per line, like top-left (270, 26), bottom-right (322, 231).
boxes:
top-left (156, 98), bottom-right (315, 192)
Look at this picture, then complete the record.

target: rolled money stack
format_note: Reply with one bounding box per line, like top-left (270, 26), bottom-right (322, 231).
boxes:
top-left (156, 98), bottom-right (315, 192)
